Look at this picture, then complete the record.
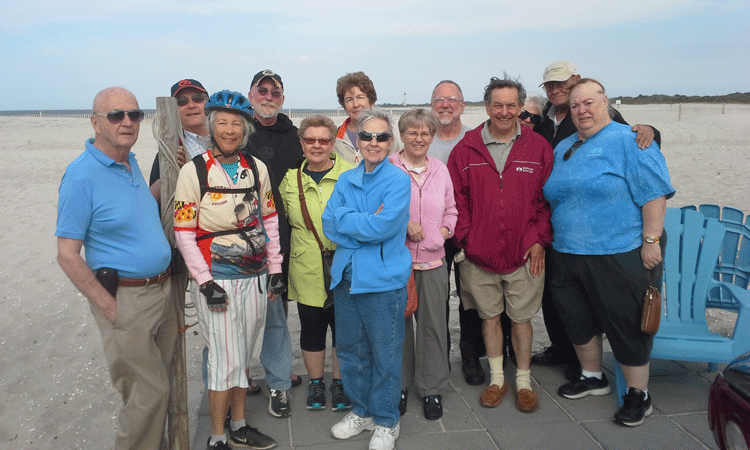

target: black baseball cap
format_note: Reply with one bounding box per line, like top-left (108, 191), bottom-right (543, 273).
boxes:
top-left (251, 70), bottom-right (283, 90)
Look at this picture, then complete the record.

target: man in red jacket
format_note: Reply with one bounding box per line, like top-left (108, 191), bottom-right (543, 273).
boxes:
top-left (447, 75), bottom-right (553, 413)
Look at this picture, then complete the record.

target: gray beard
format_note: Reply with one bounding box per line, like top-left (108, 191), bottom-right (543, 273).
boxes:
top-left (255, 104), bottom-right (280, 120)
top-left (438, 116), bottom-right (455, 126)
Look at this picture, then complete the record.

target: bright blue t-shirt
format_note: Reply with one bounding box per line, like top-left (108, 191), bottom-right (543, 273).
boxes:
top-left (543, 122), bottom-right (675, 255)
top-left (56, 139), bottom-right (171, 278)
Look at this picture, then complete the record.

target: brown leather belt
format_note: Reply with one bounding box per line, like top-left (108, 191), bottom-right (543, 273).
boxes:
top-left (118, 269), bottom-right (171, 287)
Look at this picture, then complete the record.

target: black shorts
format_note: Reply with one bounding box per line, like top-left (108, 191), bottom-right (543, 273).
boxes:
top-left (548, 248), bottom-right (659, 366)
top-left (297, 302), bottom-right (336, 352)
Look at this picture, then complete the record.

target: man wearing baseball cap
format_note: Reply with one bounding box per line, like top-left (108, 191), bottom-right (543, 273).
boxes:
top-left (241, 69), bottom-right (304, 418)
top-left (149, 78), bottom-right (211, 199)
top-left (532, 61), bottom-right (662, 379)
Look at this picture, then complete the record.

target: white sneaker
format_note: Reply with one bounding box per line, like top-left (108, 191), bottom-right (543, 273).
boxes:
top-left (331, 412), bottom-right (375, 439)
top-left (369, 423), bottom-right (400, 450)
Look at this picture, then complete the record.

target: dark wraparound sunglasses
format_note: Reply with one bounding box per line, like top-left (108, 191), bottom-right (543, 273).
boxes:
top-left (358, 131), bottom-right (392, 142)
top-left (563, 140), bottom-right (584, 161)
top-left (176, 93), bottom-right (208, 106)
top-left (519, 109), bottom-right (542, 126)
top-left (93, 109), bottom-right (145, 123)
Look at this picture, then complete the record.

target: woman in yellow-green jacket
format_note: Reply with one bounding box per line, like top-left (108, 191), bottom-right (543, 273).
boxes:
top-left (280, 115), bottom-right (354, 411)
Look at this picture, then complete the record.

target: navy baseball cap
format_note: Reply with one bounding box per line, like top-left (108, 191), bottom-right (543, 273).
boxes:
top-left (171, 79), bottom-right (207, 97)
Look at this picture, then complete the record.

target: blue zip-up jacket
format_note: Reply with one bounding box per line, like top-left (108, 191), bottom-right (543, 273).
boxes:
top-left (322, 157), bottom-right (412, 294)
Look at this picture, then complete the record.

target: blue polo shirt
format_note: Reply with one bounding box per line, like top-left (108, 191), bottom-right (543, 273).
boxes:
top-left (543, 122), bottom-right (675, 255)
top-left (56, 139), bottom-right (171, 278)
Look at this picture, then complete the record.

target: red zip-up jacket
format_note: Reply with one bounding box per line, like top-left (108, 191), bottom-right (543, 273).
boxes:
top-left (447, 123), bottom-right (553, 274)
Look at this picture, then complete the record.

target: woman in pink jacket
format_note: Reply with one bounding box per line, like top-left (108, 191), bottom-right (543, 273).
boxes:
top-left (389, 109), bottom-right (458, 421)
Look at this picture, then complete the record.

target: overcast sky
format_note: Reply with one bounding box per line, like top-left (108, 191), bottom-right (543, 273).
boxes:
top-left (1, 0), bottom-right (748, 110)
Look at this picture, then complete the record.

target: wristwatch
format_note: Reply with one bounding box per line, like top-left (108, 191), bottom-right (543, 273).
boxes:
top-left (643, 236), bottom-right (660, 244)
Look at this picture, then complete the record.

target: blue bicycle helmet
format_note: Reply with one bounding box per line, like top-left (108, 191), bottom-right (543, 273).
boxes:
top-left (204, 90), bottom-right (254, 121)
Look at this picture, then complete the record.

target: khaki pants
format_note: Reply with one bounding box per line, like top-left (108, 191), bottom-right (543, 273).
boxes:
top-left (91, 279), bottom-right (177, 450)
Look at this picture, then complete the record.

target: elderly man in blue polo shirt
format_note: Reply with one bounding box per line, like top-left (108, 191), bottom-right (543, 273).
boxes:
top-left (56, 87), bottom-right (176, 450)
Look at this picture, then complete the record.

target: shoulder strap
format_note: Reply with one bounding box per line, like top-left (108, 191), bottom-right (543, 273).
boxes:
top-left (297, 166), bottom-right (328, 253)
top-left (192, 154), bottom-right (209, 199)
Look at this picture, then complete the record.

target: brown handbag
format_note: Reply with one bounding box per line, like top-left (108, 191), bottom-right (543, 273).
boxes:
top-left (640, 286), bottom-right (662, 335)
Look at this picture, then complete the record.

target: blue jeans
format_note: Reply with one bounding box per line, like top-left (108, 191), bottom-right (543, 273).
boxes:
top-left (334, 279), bottom-right (407, 427)
top-left (260, 296), bottom-right (293, 390)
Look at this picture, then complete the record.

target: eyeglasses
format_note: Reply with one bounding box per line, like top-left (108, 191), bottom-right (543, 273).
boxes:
top-left (301, 137), bottom-right (333, 145)
top-left (519, 110), bottom-right (542, 125)
top-left (357, 131), bottom-right (392, 142)
top-left (563, 140), bottom-right (584, 161)
top-left (543, 81), bottom-right (569, 93)
top-left (93, 109), bottom-right (145, 123)
top-left (432, 97), bottom-right (461, 106)
top-left (256, 87), bottom-right (283, 99)
top-left (176, 93), bottom-right (208, 106)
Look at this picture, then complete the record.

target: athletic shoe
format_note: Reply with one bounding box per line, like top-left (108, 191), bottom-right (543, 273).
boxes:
top-left (615, 388), bottom-right (653, 427)
top-left (398, 389), bottom-right (408, 416)
top-left (206, 438), bottom-right (231, 450)
top-left (291, 373), bottom-right (302, 388)
top-left (228, 425), bottom-right (276, 449)
top-left (268, 389), bottom-right (291, 418)
top-left (306, 379), bottom-right (326, 410)
top-left (423, 395), bottom-right (443, 420)
top-left (330, 380), bottom-right (352, 411)
top-left (331, 412), bottom-right (375, 439)
top-left (558, 374), bottom-right (611, 399)
top-left (369, 423), bottom-right (400, 450)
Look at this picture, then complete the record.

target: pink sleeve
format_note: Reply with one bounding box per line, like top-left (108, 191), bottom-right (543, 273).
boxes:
top-left (175, 229), bottom-right (212, 285)
top-left (264, 214), bottom-right (283, 274)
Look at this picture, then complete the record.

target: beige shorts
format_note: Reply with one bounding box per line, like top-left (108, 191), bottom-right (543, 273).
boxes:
top-left (458, 258), bottom-right (544, 321)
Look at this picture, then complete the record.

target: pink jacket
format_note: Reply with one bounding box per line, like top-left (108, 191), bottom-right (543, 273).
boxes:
top-left (389, 152), bottom-right (458, 264)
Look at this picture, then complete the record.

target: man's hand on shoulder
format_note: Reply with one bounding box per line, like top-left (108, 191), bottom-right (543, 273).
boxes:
top-left (632, 124), bottom-right (655, 149)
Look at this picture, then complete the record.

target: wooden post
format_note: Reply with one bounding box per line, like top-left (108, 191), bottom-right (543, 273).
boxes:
top-left (153, 97), bottom-right (190, 450)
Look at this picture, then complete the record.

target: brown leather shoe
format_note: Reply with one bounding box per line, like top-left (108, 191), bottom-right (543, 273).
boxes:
top-left (515, 388), bottom-right (539, 413)
top-left (480, 384), bottom-right (508, 408)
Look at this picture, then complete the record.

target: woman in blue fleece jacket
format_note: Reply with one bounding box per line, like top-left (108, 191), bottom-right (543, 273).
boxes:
top-left (322, 110), bottom-right (411, 450)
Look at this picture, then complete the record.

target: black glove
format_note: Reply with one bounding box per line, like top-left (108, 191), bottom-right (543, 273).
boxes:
top-left (200, 280), bottom-right (228, 311)
top-left (267, 273), bottom-right (286, 298)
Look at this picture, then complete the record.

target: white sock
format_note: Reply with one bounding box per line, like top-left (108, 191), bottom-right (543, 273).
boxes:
top-left (581, 369), bottom-right (602, 380)
top-left (230, 420), bottom-right (246, 431)
top-left (210, 434), bottom-right (227, 445)
top-left (488, 356), bottom-right (504, 387)
top-left (516, 369), bottom-right (532, 391)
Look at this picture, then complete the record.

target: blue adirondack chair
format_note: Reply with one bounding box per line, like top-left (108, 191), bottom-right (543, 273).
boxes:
top-left (681, 204), bottom-right (750, 315)
top-left (613, 208), bottom-right (750, 405)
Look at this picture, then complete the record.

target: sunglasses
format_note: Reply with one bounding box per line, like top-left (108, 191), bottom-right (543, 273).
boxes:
top-left (256, 87), bottom-right (283, 99)
top-left (176, 93), bottom-right (208, 106)
top-left (519, 110), bottom-right (542, 125)
top-left (357, 131), bottom-right (392, 142)
top-left (93, 109), bottom-right (145, 123)
top-left (301, 137), bottom-right (333, 145)
top-left (563, 140), bottom-right (584, 161)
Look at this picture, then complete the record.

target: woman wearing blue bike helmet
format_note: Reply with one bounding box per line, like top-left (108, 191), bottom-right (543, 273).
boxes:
top-left (174, 90), bottom-right (283, 450)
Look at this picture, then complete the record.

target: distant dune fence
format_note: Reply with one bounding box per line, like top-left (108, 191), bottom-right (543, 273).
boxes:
top-left (0, 111), bottom-right (157, 119)
top-left (2, 104), bottom-right (743, 121)
top-left (612, 103), bottom-right (743, 121)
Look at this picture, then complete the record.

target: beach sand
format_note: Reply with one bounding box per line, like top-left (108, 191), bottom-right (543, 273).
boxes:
top-left (0, 103), bottom-right (747, 448)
